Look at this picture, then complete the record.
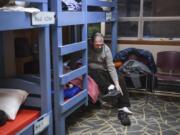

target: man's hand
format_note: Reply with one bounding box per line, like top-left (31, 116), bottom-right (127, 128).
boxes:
top-left (115, 81), bottom-right (123, 96)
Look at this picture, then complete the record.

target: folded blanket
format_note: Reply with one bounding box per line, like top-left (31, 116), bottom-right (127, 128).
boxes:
top-left (70, 76), bottom-right (100, 103)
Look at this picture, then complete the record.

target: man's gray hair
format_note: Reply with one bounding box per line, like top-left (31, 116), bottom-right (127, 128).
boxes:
top-left (91, 32), bottom-right (104, 42)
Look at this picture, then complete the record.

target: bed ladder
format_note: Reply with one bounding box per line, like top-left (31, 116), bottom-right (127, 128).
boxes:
top-left (51, 0), bottom-right (88, 135)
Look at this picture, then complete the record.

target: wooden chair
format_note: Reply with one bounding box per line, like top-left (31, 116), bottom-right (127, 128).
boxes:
top-left (152, 51), bottom-right (180, 92)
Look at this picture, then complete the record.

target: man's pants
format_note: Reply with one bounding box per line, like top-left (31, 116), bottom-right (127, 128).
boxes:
top-left (88, 68), bottom-right (130, 108)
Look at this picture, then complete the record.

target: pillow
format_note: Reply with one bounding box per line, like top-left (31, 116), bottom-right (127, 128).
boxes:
top-left (0, 88), bottom-right (28, 120)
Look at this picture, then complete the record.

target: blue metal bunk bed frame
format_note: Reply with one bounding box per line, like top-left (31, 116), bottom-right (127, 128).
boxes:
top-left (51, 0), bottom-right (117, 134)
top-left (50, 0), bottom-right (88, 135)
top-left (0, 0), bottom-right (53, 134)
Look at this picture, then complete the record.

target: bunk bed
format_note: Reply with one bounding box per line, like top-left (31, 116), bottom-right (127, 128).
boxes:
top-left (50, 0), bottom-right (88, 135)
top-left (0, 0), bottom-right (53, 134)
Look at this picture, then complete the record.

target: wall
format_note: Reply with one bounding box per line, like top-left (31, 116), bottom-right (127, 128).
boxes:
top-left (117, 44), bottom-right (180, 62)
top-left (0, 32), bottom-right (16, 77)
top-left (3, 32), bottom-right (16, 77)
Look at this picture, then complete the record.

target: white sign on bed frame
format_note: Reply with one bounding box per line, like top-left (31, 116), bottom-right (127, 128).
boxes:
top-left (32, 12), bottom-right (55, 26)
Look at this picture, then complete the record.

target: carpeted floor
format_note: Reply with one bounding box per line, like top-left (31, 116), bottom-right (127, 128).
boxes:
top-left (66, 93), bottom-right (180, 135)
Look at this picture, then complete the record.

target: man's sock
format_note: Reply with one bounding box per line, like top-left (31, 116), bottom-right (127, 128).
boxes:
top-left (108, 84), bottom-right (115, 91)
top-left (118, 107), bottom-right (133, 115)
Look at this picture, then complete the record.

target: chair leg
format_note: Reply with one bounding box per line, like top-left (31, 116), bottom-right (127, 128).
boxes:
top-left (145, 74), bottom-right (149, 104)
top-left (150, 74), bottom-right (158, 104)
top-left (151, 74), bottom-right (156, 93)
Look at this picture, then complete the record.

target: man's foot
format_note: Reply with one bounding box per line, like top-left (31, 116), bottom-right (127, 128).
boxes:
top-left (101, 89), bottom-right (120, 102)
top-left (118, 110), bottom-right (131, 126)
top-left (118, 107), bottom-right (133, 115)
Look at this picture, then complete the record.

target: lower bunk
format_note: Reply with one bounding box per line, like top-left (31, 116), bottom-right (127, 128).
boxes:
top-left (0, 109), bottom-right (40, 135)
top-left (0, 78), bottom-right (52, 135)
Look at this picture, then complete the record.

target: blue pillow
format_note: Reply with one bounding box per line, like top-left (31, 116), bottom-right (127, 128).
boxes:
top-left (64, 86), bottom-right (81, 99)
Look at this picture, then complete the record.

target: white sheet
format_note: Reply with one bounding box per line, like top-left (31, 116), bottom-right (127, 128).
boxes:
top-left (0, 6), bottom-right (40, 13)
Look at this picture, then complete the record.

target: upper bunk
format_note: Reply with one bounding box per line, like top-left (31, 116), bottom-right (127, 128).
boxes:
top-left (0, 0), bottom-right (54, 31)
top-left (87, 0), bottom-right (117, 23)
top-left (52, 0), bottom-right (117, 26)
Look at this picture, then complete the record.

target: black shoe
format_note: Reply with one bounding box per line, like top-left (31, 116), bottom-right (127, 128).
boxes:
top-left (101, 89), bottom-right (120, 102)
top-left (118, 110), bottom-right (131, 126)
top-left (0, 110), bottom-right (8, 126)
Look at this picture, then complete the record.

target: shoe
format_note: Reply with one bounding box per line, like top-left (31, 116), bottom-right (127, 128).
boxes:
top-left (118, 110), bottom-right (131, 126)
top-left (118, 107), bottom-right (133, 115)
top-left (101, 89), bottom-right (120, 102)
top-left (0, 110), bottom-right (8, 126)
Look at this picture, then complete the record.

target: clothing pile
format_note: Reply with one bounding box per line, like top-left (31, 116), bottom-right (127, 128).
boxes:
top-left (114, 48), bottom-right (156, 89)
top-left (62, 0), bottom-right (81, 11)
top-left (118, 60), bottom-right (151, 88)
top-left (114, 47), bottom-right (156, 73)
top-left (61, 0), bottom-right (104, 11)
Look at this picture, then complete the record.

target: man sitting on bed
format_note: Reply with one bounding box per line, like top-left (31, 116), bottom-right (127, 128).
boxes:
top-left (88, 32), bottom-right (132, 126)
